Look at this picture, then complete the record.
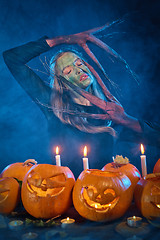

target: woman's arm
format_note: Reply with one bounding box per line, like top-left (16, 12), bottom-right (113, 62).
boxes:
top-left (3, 36), bottom-right (52, 115)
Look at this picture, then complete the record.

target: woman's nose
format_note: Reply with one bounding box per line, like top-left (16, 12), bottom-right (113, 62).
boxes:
top-left (75, 67), bottom-right (82, 75)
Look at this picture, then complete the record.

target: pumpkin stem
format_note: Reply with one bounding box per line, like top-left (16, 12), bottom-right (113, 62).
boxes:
top-left (113, 155), bottom-right (129, 166)
top-left (23, 159), bottom-right (37, 166)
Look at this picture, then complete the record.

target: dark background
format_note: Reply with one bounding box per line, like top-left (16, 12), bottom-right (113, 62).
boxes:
top-left (0, 0), bottom-right (160, 175)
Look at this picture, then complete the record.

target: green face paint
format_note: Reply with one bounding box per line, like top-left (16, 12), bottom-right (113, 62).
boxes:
top-left (56, 52), bottom-right (94, 90)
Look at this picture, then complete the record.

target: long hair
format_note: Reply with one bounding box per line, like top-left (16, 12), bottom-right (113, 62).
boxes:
top-left (49, 50), bottom-right (116, 136)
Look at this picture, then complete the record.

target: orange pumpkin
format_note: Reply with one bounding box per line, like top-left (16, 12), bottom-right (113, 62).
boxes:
top-left (1, 159), bottom-right (37, 181)
top-left (153, 158), bottom-right (160, 173)
top-left (0, 177), bottom-right (20, 214)
top-left (21, 164), bottom-right (75, 219)
top-left (134, 173), bottom-right (160, 220)
top-left (102, 157), bottom-right (141, 190)
top-left (73, 169), bottom-right (133, 222)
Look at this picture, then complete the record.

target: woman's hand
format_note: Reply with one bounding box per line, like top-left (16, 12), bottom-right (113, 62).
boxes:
top-left (105, 101), bottom-right (142, 133)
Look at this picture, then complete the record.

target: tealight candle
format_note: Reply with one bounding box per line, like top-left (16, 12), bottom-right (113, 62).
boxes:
top-left (8, 220), bottom-right (23, 230)
top-left (83, 146), bottom-right (89, 170)
top-left (140, 144), bottom-right (147, 178)
top-left (61, 217), bottom-right (75, 228)
top-left (22, 232), bottom-right (38, 240)
top-left (55, 146), bottom-right (61, 166)
top-left (127, 216), bottom-right (142, 228)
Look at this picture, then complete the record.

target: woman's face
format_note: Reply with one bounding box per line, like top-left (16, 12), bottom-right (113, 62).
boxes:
top-left (56, 52), bottom-right (95, 90)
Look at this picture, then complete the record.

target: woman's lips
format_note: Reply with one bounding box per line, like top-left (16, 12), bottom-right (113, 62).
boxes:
top-left (80, 74), bottom-right (88, 82)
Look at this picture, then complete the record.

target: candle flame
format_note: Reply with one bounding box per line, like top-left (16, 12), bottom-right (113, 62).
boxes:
top-left (140, 144), bottom-right (145, 155)
top-left (67, 217), bottom-right (69, 221)
top-left (56, 146), bottom-right (59, 155)
top-left (84, 146), bottom-right (87, 157)
top-left (133, 216), bottom-right (136, 219)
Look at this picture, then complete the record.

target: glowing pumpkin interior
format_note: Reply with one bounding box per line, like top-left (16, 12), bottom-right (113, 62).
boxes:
top-left (27, 171), bottom-right (66, 197)
top-left (146, 174), bottom-right (160, 210)
top-left (79, 170), bottom-right (123, 212)
top-left (0, 188), bottom-right (9, 203)
top-left (81, 185), bottom-right (119, 212)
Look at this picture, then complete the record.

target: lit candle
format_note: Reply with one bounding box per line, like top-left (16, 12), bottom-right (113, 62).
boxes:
top-left (55, 146), bottom-right (61, 166)
top-left (61, 217), bottom-right (75, 228)
top-left (140, 144), bottom-right (147, 178)
top-left (8, 220), bottom-right (23, 230)
top-left (127, 216), bottom-right (142, 228)
top-left (83, 146), bottom-right (89, 170)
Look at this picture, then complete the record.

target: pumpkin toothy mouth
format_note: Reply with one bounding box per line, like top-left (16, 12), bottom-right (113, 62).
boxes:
top-left (81, 187), bottom-right (120, 212)
top-left (27, 182), bottom-right (65, 197)
top-left (0, 189), bottom-right (9, 203)
top-left (151, 202), bottom-right (160, 209)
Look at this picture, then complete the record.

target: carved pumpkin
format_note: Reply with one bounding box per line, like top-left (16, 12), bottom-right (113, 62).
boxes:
top-left (1, 159), bottom-right (37, 181)
top-left (21, 164), bottom-right (75, 219)
top-left (134, 173), bottom-right (160, 220)
top-left (72, 169), bottom-right (133, 222)
top-left (153, 158), bottom-right (160, 173)
top-left (102, 156), bottom-right (141, 190)
top-left (0, 177), bottom-right (20, 214)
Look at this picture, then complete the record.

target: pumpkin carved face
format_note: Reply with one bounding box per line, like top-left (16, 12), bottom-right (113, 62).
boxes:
top-left (0, 177), bottom-right (20, 214)
top-left (134, 173), bottom-right (160, 219)
top-left (150, 184), bottom-right (160, 209)
top-left (81, 185), bottom-right (119, 212)
top-left (26, 171), bottom-right (66, 197)
top-left (21, 164), bottom-right (75, 219)
top-left (73, 170), bottom-right (133, 222)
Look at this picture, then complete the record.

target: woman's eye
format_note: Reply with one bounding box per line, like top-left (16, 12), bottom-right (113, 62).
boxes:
top-left (67, 70), bottom-right (71, 74)
top-left (75, 60), bottom-right (83, 66)
top-left (63, 68), bottom-right (72, 75)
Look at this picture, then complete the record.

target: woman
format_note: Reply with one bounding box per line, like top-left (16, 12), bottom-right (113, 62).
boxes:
top-left (3, 32), bottom-right (159, 178)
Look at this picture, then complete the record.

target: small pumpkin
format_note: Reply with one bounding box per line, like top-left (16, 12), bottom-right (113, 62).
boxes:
top-left (102, 155), bottom-right (141, 190)
top-left (0, 177), bottom-right (20, 214)
top-left (73, 169), bottom-right (133, 222)
top-left (1, 159), bottom-right (37, 181)
top-left (21, 164), bottom-right (75, 219)
top-left (153, 158), bottom-right (160, 173)
top-left (134, 173), bottom-right (160, 220)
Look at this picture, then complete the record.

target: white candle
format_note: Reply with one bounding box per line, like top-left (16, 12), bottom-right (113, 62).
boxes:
top-left (61, 217), bottom-right (75, 228)
top-left (55, 146), bottom-right (61, 166)
top-left (83, 146), bottom-right (89, 170)
top-left (140, 144), bottom-right (147, 178)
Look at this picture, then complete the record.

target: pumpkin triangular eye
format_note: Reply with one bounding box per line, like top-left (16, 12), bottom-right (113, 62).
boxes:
top-left (49, 173), bottom-right (66, 183)
top-left (151, 185), bottom-right (160, 195)
top-left (104, 189), bottom-right (116, 197)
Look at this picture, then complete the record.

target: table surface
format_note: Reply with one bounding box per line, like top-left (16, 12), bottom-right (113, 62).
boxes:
top-left (0, 203), bottom-right (160, 240)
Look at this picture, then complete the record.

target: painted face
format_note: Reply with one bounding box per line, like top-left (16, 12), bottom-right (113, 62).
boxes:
top-left (56, 52), bottom-right (94, 90)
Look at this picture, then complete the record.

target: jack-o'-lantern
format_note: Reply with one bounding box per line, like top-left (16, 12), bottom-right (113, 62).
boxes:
top-left (153, 158), bottom-right (160, 173)
top-left (0, 177), bottom-right (20, 214)
top-left (102, 156), bottom-right (141, 190)
top-left (73, 169), bottom-right (133, 222)
top-left (21, 164), bottom-right (75, 219)
top-left (134, 173), bottom-right (160, 220)
top-left (1, 159), bottom-right (37, 181)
